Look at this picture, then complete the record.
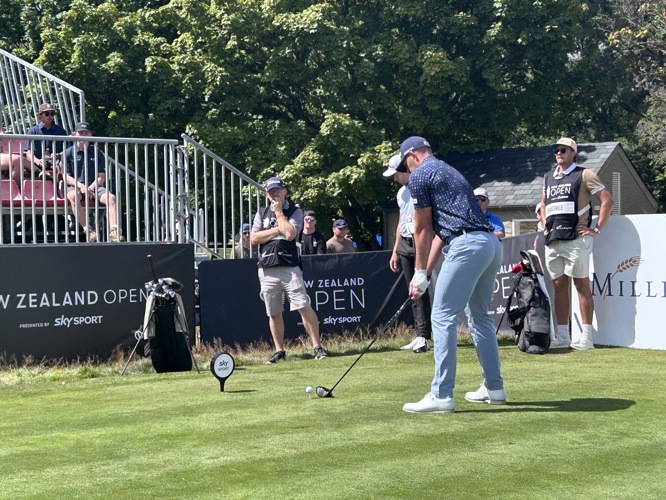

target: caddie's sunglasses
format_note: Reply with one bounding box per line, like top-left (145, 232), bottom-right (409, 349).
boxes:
top-left (41, 111), bottom-right (56, 117)
top-left (304, 217), bottom-right (316, 222)
top-left (554, 148), bottom-right (570, 154)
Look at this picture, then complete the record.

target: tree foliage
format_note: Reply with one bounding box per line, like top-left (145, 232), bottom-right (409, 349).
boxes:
top-left (604, 0), bottom-right (666, 201)
top-left (0, 0), bottom-right (657, 246)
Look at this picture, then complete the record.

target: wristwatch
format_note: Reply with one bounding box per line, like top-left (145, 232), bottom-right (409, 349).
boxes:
top-left (593, 227), bottom-right (600, 234)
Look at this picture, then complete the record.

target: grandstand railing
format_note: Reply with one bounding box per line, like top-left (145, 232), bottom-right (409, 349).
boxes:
top-left (1, 134), bottom-right (181, 244)
top-left (1, 133), bottom-right (266, 255)
top-left (0, 48), bottom-right (85, 134)
top-left (180, 134), bottom-right (265, 258)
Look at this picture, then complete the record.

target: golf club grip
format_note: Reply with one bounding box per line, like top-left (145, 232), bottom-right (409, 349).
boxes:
top-left (147, 254), bottom-right (159, 283)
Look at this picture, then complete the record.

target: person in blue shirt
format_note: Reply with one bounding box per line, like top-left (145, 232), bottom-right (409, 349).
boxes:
top-left (473, 188), bottom-right (505, 240)
top-left (62, 122), bottom-right (125, 242)
top-left (23, 103), bottom-right (68, 175)
top-left (398, 136), bottom-right (506, 414)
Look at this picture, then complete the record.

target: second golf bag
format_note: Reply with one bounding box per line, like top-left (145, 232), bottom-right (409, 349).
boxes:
top-left (507, 251), bottom-right (551, 354)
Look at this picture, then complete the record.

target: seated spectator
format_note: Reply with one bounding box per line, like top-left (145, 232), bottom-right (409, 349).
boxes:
top-left (23, 103), bottom-right (68, 177)
top-left (326, 219), bottom-right (356, 253)
top-left (0, 126), bottom-right (24, 179)
top-left (62, 122), bottom-right (125, 242)
top-left (233, 223), bottom-right (257, 258)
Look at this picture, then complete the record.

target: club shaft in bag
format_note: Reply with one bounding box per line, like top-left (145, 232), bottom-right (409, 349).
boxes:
top-left (327, 296), bottom-right (412, 394)
top-left (147, 254), bottom-right (159, 283)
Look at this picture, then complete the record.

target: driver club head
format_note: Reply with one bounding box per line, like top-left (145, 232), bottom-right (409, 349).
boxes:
top-left (316, 386), bottom-right (334, 398)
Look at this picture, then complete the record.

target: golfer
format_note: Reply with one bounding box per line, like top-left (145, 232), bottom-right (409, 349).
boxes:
top-left (399, 136), bottom-right (507, 413)
top-left (250, 177), bottom-right (327, 364)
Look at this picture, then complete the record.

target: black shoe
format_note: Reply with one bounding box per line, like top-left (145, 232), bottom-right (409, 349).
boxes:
top-left (265, 350), bottom-right (286, 364)
top-left (313, 346), bottom-right (328, 360)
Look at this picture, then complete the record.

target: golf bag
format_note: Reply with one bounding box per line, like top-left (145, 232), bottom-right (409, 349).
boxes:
top-left (141, 281), bottom-right (193, 373)
top-left (507, 251), bottom-right (551, 354)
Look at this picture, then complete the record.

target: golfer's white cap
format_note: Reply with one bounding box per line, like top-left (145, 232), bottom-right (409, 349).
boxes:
top-left (382, 154), bottom-right (403, 177)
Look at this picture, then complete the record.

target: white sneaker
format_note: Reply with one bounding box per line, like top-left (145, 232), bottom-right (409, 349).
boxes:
top-left (550, 335), bottom-right (571, 349)
top-left (571, 335), bottom-right (594, 350)
top-left (412, 337), bottom-right (429, 353)
top-left (403, 393), bottom-right (455, 413)
top-left (400, 338), bottom-right (419, 350)
top-left (464, 383), bottom-right (507, 405)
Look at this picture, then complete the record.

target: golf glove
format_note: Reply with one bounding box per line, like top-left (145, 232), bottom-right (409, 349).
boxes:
top-left (411, 270), bottom-right (430, 297)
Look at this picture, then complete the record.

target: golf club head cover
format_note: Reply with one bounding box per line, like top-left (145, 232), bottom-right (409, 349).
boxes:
top-left (411, 269), bottom-right (430, 297)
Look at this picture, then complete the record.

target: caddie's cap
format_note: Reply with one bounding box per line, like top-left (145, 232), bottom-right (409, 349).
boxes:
top-left (264, 177), bottom-right (285, 192)
top-left (550, 137), bottom-right (577, 153)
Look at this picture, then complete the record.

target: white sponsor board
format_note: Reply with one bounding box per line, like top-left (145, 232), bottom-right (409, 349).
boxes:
top-left (572, 214), bottom-right (666, 349)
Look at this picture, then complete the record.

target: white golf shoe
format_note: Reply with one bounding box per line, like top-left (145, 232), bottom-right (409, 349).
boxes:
top-left (412, 337), bottom-right (429, 353)
top-left (571, 334), bottom-right (594, 350)
top-left (400, 338), bottom-right (419, 350)
top-left (550, 335), bottom-right (571, 349)
top-left (464, 383), bottom-right (507, 405)
top-left (403, 393), bottom-right (455, 413)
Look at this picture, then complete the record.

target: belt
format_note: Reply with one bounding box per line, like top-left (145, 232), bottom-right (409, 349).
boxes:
top-left (400, 235), bottom-right (413, 243)
top-left (447, 227), bottom-right (492, 245)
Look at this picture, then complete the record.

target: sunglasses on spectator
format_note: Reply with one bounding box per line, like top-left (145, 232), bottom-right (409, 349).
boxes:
top-left (304, 217), bottom-right (316, 222)
top-left (242, 231), bottom-right (250, 235)
top-left (476, 196), bottom-right (488, 202)
top-left (41, 111), bottom-right (56, 117)
top-left (554, 148), bottom-right (570, 154)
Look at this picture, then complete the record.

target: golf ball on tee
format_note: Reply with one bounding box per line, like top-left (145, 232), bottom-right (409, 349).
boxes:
top-left (305, 386), bottom-right (313, 394)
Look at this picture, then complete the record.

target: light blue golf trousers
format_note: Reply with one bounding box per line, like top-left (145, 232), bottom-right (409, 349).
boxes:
top-left (430, 231), bottom-right (504, 398)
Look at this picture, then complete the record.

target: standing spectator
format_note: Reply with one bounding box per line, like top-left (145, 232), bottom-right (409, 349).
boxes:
top-left (62, 122), bottom-right (125, 242)
top-left (326, 219), bottom-right (356, 253)
top-left (474, 188), bottom-right (505, 240)
top-left (384, 153), bottom-right (431, 353)
top-left (299, 210), bottom-right (327, 255)
top-left (23, 103), bottom-right (68, 176)
top-left (234, 223), bottom-right (257, 258)
top-left (398, 136), bottom-right (506, 414)
top-left (250, 177), bottom-right (327, 364)
top-left (539, 138), bottom-right (614, 350)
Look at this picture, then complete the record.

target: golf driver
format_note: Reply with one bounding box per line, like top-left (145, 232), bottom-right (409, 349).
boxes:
top-left (316, 296), bottom-right (412, 398)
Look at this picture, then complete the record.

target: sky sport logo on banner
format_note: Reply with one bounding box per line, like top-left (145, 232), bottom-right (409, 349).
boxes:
top-left (572, 214), bottom-right (666, 350)
top-left (303, 276), bottom-right (366, 326)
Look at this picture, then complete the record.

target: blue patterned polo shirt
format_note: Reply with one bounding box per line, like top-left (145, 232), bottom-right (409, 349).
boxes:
top-left (409, 156), bottom-right (490, 241)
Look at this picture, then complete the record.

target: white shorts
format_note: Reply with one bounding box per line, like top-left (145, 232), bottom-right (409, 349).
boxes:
top-left (258, 266), bottom-right (310, 316)
top-left (545, 236), bottom-right (593, 280)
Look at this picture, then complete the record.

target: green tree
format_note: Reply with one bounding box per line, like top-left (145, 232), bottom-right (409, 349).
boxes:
top-left (2, 0), bottom-right (654, 247)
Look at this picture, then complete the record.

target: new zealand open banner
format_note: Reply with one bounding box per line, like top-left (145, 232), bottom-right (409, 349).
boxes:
top-left (0, 243), bottom-right (194, 359)
top-left (198, 251), bottom-right (411, 345)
